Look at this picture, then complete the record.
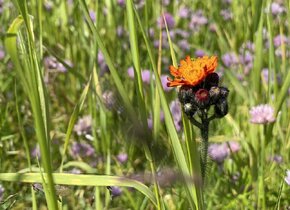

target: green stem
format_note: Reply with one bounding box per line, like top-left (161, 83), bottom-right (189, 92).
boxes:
top-left (200, 120), bottom-right (209, 183)
top-left (258, 126), bottom-right (266, 209)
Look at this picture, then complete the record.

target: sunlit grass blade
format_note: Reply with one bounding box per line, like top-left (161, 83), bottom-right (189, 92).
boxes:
top-left (0, 173), bottom-right (157, 207)
top-left (126, 0), bottom-right (144, 100)
top-left (5, 5), bottom-right (58, 209)
top-left (133, 5), bottom-right (198, 209)
top-left (78, 0), bottom-right (136, 121)
top-left (252, 9), bottom-right (264, 102)
top-left (59, 75), bottom-right (92, 172)
top-left (164, 12), bottom-right (203, 209)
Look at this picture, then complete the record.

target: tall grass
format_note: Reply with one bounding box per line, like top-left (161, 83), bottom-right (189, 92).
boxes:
top-left (0, 0), bottom-right (289, 209)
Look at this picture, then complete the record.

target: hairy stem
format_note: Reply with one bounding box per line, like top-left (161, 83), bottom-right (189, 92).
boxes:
top-left (200, 119), bottom-right (209, 183)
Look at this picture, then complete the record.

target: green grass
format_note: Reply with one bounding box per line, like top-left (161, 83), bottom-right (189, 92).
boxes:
top-left (0, 0), bottom-right (290, 209)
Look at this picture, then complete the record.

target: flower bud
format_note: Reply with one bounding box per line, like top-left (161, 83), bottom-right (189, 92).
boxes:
top-left (178, 86), bottom-right (194, 104)
top-left (209, 86), bottom-right (221, 104)
top-left (219, 87), bottom-right (229, 98)
top-left (194, 89), bottom-right (210, 108)
top-left (183, 103), bottom-right (196, 117)
top-left (205, 73), bottom-right (219, 88)
top-left (214, 99), bottom-right (228, 118)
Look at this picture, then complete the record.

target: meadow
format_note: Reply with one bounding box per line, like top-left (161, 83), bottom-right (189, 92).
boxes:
top-left (0, 0), bottom-right (289, 209)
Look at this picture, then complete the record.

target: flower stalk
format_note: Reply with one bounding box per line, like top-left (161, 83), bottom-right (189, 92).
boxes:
top-left (168, 55), bottom-right (229, 184)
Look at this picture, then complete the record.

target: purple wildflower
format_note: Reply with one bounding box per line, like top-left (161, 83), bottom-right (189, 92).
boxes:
top-left (147, 117), bottom-right (153, 129)
top-left (285, 170), bottom-right (290, 186)
top-left (271, 2), bottom-right (285, 16)
top-left (221, 52), bottom-right (239, 67)
top-left (195, 49), bottom-right (205, 58)
top-left (268, 155), bottom-right (283, 164)
top-left (98, 50), bottom-right (109, 75)
top-left (148, 28), bottom-right (155, 37)
top-left (127, 67), bottom-right (134, 79)
top-left (249, 104), bottom-right (275, 124)
top-left (273, 35), bottom-right (288, 48)
top-left (69, 168), bottom-right (82, 174)
top-left (170, 100), bottom-right (182, 131)
top-left (31, 144), bottom-right (41, 158)
top-left (134, 0), bottom-right (145, 9)
top-left (220, 9), bottom-right (233, 21)
top-left (179, 6), bottom-right (190, 18)
top-left (102, 90), bottom-right (116, 110)
top-left (261, 68), bottom-right (269, 82)
top-left (162, 0), bottom-right (170, 6)
top-left (117, 153), bottom-right (128, 164)
top-left (0, 185), bottom-right (4, 202)
top-left (141, 69), bottom-right (152, 84)
top-left (208, 143), bottom-right (228, 164)
top-left (44, 1), bottom-right (53, 10)
top-left (0, 48), bottom-right (5, 60)
top-left (117, 0), bottom-right (125, 7)
top-left (175, 29), bottom-right (189, 38)
top-left (116, 25), bottom-right (124, 37)
top-left (147, 111), bottom-right (165, 130)
top-left (209, 23), bottom-right (217, 32)
top-left (89, 10), bottom-right (96, 22)
top-left (209, 141), bottom-right (240, 164)
top-left (157, 12), bottom-right (175, 29)
top-left (178, 40), bottom-right (190, 51)
top-left (227, 141), bottom-right (240, 153)
top-left (127, 68), bottom-right (153, 84)
top-left (67, 0), bottom-right (73, 5)
top-left (44, 56), bottom-right (69, 73)
top-left (223, 0), bottom-right (232, 4)
top-left (74, 115), bottom-right (92, 136)
top-left (108, 186), bottom-right (122, 197)
top-left (71, 142), bottom-right (95, 158)
top-left (160, 75), bottom-right (172, 92)
top-left (240, 51), bottom-right (253, 75)
top-left (189, 10), bottom-right (208, 31)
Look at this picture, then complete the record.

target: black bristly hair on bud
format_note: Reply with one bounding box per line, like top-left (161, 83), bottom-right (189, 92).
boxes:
top-left (183, 103), bottom-right (197, 117)
top-left (209, 86), bottom-right (221, 105)
top-left (178, 86), bottom-right (195, 104)
top-left (204, 73), bottom-right (219, 89)
top-left (219, 87), bottom-right (229, 98)
top-left (214, 99), bottom-right (229, 118)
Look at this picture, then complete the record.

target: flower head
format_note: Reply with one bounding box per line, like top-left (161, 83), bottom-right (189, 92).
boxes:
top-left (208, 143), bottom-right (228, 164)
top-left (0, 185), bottom-right (4, 202)
top-left (167, 56), bottom-right (218, 87)
top-left (285, 170), bottom-right (290, 186)
top-left (117, 153), bottom-right (128, 164)
top-left (157, 12), bottom-right (175, 29)
top-left (74, 115), bottom-right (92, 136)
top-left (249, 104), bottom-right (275, 124)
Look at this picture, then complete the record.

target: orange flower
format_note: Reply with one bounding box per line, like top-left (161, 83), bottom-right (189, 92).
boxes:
top-left (167, 56), bottom-right (218, 87)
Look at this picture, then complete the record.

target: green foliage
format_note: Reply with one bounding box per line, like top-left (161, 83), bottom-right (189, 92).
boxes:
top-left (0, 0), bottom-right (289, 209)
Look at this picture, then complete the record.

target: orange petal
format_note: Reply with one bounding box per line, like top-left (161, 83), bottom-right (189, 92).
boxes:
top-left (169, 65), bottom-right (179, 76)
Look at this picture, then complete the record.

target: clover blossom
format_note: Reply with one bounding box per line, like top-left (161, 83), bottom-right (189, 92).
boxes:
top-left (249, 104), bottom-right (275, 124)
top-left (285, 170), bottom-right (290, 186)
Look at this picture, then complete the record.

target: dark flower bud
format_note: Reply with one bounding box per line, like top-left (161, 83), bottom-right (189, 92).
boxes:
top-left (183, 103), bottom-right (197, 117)
top-left (205, 73), bottom-right (219, 89)
top-left (219, 87), bottom-right (229, 98)
top-left (209, 86), bottom-right (221, 104)
top-left (178, 86), bottom-right (194, 104)
top-left (194, 89), bottom-right (210, 108)
top-left (214, 99), bottom-right (228, 118)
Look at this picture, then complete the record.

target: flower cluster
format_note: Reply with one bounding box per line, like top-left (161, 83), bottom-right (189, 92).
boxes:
top-left (285, 170), bottom-right (290, 186)
top-left (249, 104), bottom-right (275, 124)
top-left (208, 141), bottom-right (240, 164)
top-left (168, 56), bottom-right (229, 120)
